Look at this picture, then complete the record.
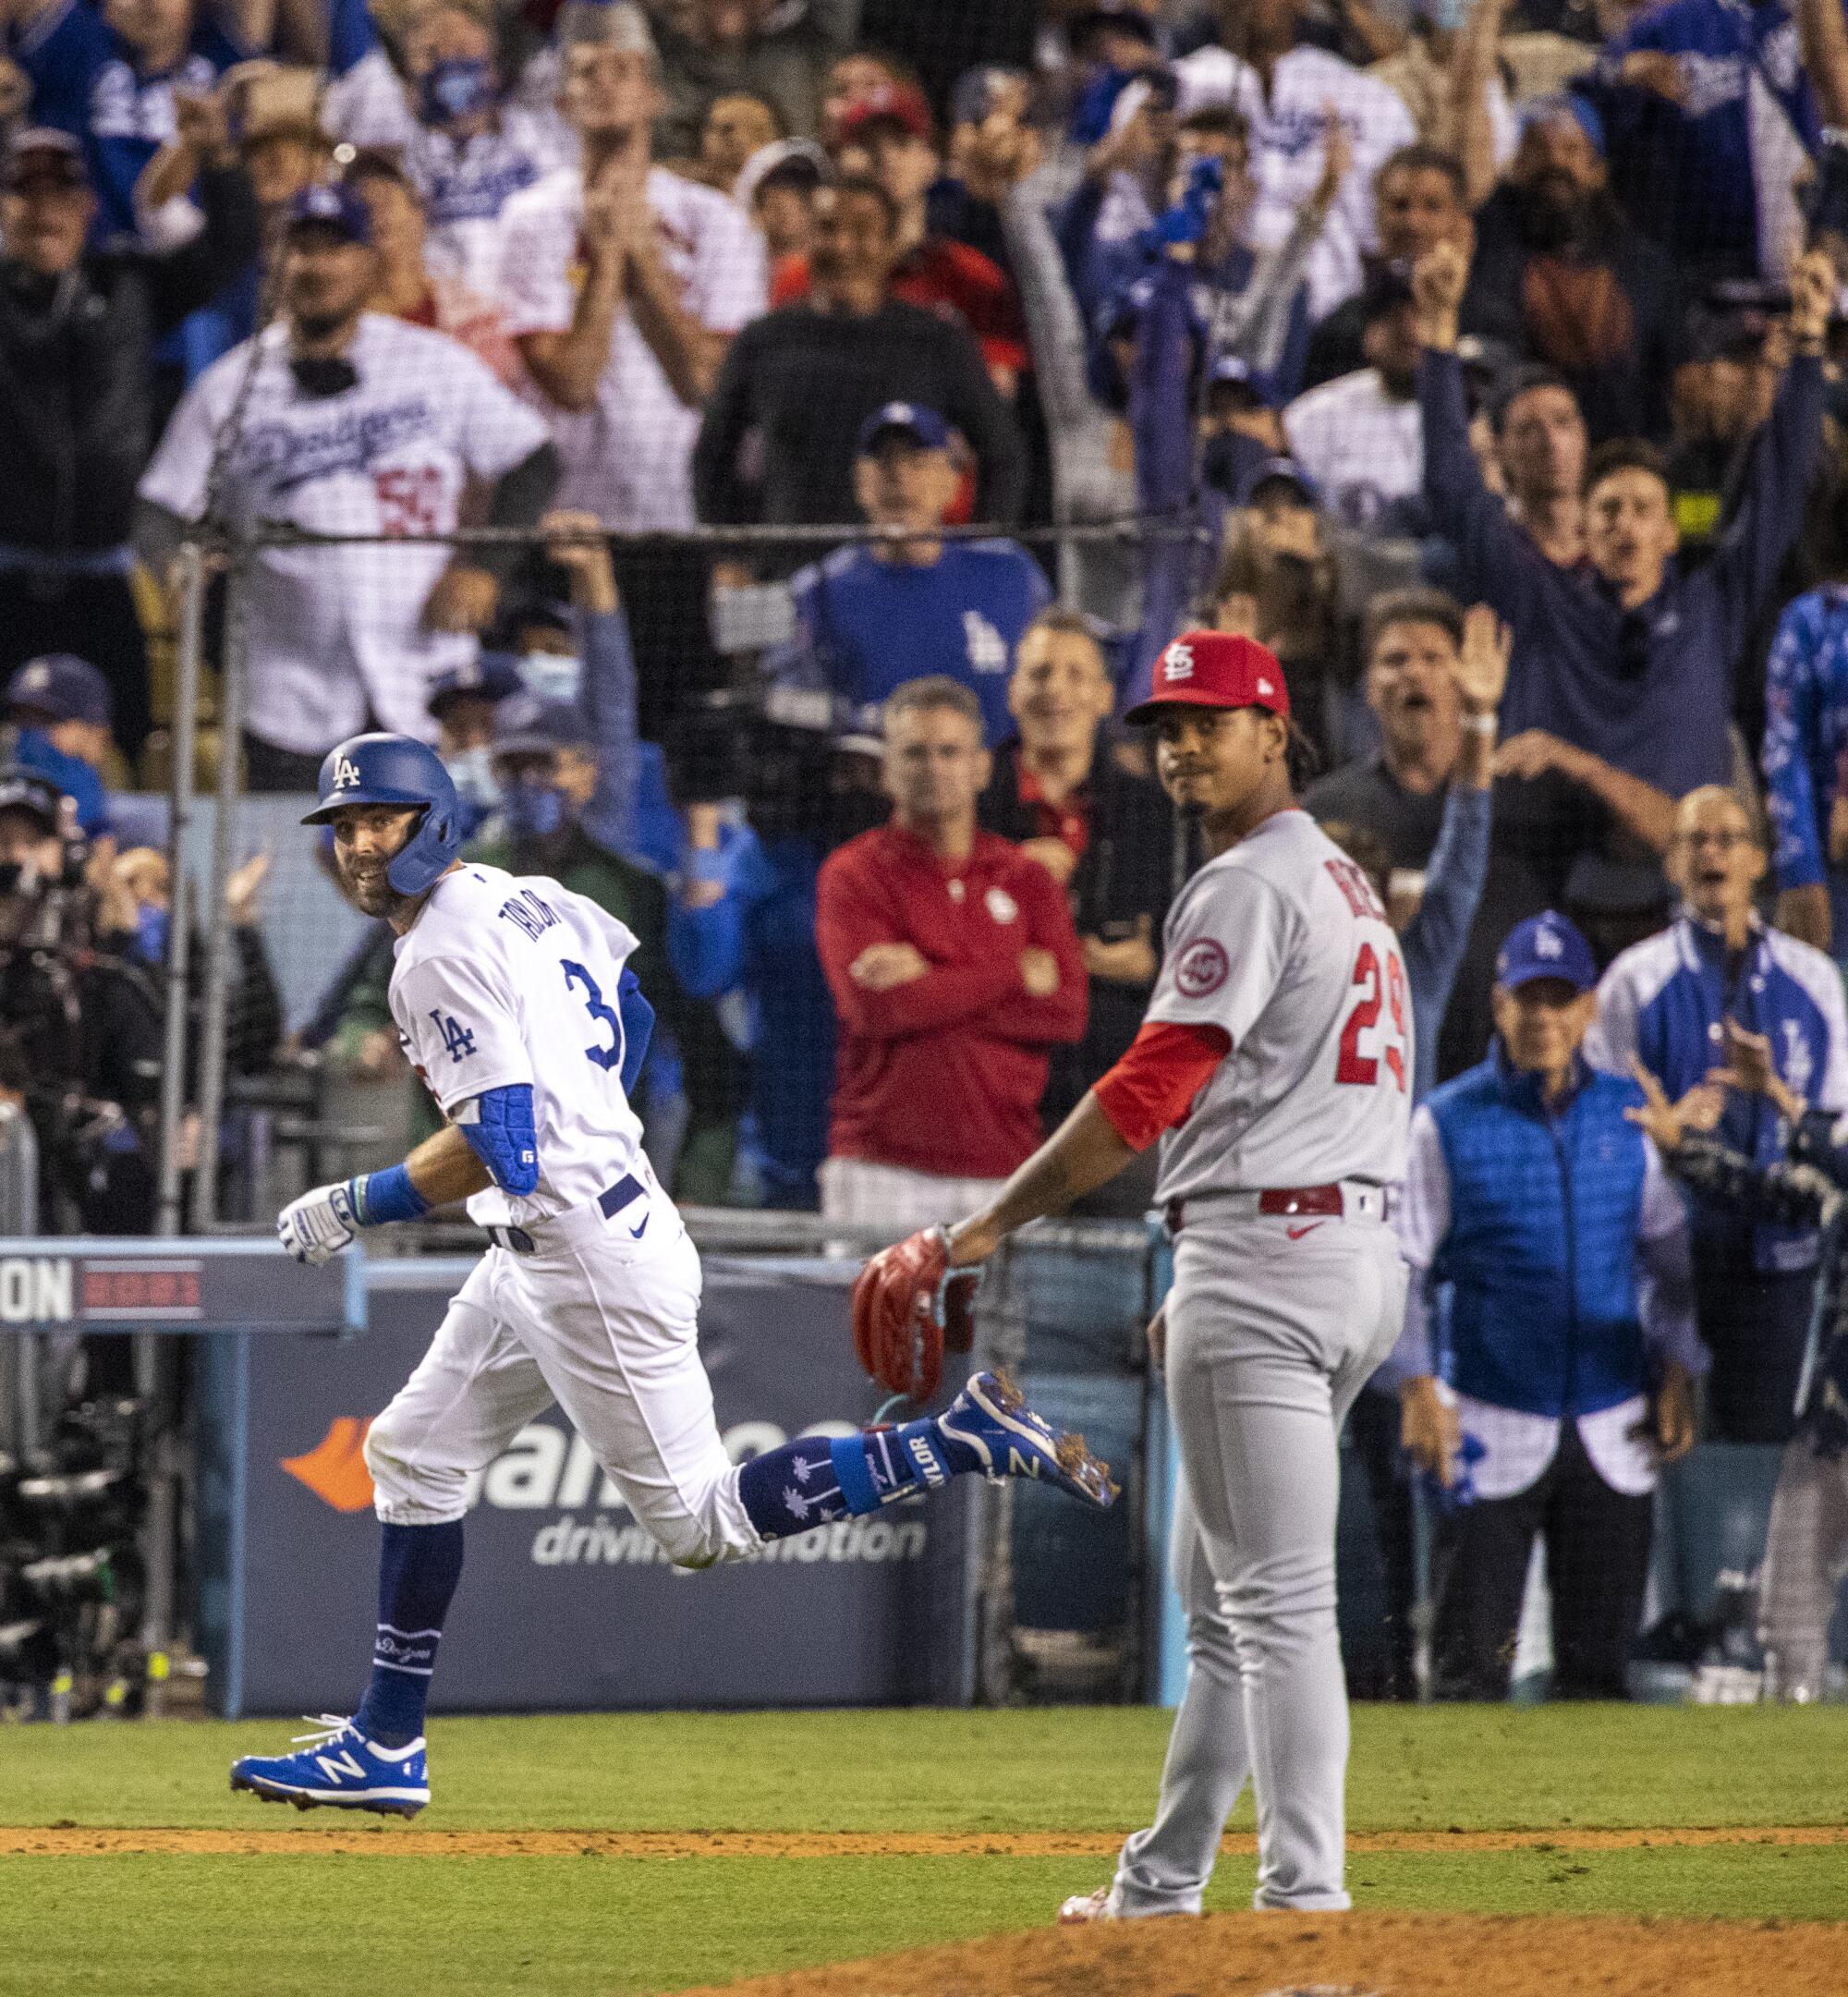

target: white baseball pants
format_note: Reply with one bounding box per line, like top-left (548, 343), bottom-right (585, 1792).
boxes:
top-left (1111, 1206), bottom-right (1406, 1915)
top-left (362, 1179), bottom-right (761, 1568)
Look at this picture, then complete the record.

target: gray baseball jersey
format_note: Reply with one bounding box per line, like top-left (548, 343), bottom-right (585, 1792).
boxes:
top-left (1145, 807), bottom-right (1412, 1199)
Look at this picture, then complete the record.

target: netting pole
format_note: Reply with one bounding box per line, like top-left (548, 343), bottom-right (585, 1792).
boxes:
top-left (187, 552), bottom-right (250, 1234)
top-left (153, 542), bottom-right (206, 1239)
top-left (143, 538), bottom-right (209, 1713)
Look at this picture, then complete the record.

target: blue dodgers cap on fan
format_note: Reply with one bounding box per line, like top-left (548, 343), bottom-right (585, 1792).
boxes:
top-left (282, 180), bottom-right (372, 245)
top-left (855, 401), bottom-right (952, 455)
top-left (1495, 911), bottom-right (1598, 993)
top-left (6, 652), bottom-right (112, 728)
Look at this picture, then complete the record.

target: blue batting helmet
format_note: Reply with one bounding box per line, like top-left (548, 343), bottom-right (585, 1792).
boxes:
top-left (301, 732), bottom-right (462, 897)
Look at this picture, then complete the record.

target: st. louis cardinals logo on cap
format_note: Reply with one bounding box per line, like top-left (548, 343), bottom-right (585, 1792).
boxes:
top-left (1174, 938), bottom-right (1229, 997)
top-left (332, 755), bottom-right (362, 790)
top-left (1125, 630), bottom-right (1291, 725)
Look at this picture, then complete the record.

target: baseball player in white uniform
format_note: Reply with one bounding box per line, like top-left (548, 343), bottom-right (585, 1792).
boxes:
top-left (229, 732), bottom-right (1113, 1816)
top-left (930, 630), bottom-right (1411, 1916)
top-left (135, 183), bottom-right (558, 776)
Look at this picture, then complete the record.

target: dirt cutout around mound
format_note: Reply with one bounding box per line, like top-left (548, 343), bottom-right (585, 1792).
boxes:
top-left (675, 1910), bottom-right (1848, 1997)
top-left (3, 1825), bottom-right (1844, 1858)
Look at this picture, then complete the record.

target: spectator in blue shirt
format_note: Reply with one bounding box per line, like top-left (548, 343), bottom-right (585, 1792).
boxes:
top-left (768, 400), bottom-right (1052, 745)
top-left (4, 652), bottom-right (113, 835)
top-left (1411, 236), bottom-right (1831, 798)
top-left (1587, 0), bottom-right (1821, 286)
top-left (1396, 911), bottom-right (1704, 1700)
top-left (1761, 585), bottom-right (1848, 961)
top-left (1588, 785), bottom-right (1848, 1447)
top-left (7, 0), bottom-right (261, 238)
top-left (667, 707), bottom-right (886, 1209)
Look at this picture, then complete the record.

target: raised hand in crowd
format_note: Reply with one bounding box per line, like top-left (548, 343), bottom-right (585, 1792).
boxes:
top-left (956, 76), bottom-right (1041, 203)
top-left (543, 509), bottom-right (619, 615)
top-left (1623, 1057), bottom-right (1725, 1155)
top-left (225, 849), bottom-right (272, 930)
top-left (1453, 604), bottom-right (1511, 716)
top-left (1705, 1019), bottom-right (1807, 1126)
top-left (422, 561), bottom-right (500, 634)
top-left (1616, 50), bottom-right (1690, 107)
top-left (1410, 236), bottom-right (1470, 350)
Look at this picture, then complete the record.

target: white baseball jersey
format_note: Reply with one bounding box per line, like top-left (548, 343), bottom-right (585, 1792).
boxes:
top-left (139, 315), bottom-right (552, 754)
top-left (496, 164), bottom-right (767, 530)
top-left (1145, 808), bottom-right (1412, 1200)
top-left (1173, 43), bottom-right (1418, 319)
top-left (390, 863), bottom-right (646, 1230)
top-left (1283, 369), bottom-right (1423, 530)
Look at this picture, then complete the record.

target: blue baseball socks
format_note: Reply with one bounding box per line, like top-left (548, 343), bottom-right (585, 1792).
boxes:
top-left (736, 1417), bottom-right (984, 1539)
top-left (353, 1520), bottom-right (465, 1747)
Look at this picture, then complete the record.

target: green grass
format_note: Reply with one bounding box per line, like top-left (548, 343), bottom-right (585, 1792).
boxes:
top-left (3, 1707), bottom-right (1845, 1996)
top-left (5, 1704), bottom-right (1845, 1832)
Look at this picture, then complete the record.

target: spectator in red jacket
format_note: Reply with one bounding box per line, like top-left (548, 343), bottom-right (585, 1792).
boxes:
top-left (816, 675), bottom-right (1088, 1231)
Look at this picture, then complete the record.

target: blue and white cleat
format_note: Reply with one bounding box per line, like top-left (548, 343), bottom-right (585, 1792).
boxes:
top-left (230, 1715), bottom-right (430, 1817)
top-left (940, 1370), bottom-right (1119, 1508)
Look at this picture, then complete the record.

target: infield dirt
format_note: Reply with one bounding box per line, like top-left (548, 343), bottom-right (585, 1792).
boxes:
top-left (675, 1910), bottom-right (1848, 1997)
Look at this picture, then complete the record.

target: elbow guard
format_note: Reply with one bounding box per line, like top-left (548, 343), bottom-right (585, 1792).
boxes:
top-left (456, 1084), bottom-right (540, 1195)
top-left (617, 967), bottom-right (653, 1095)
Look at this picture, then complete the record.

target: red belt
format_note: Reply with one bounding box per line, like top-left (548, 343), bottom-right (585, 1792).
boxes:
top-left (1165, 1184), bottom-right (1347, 1233)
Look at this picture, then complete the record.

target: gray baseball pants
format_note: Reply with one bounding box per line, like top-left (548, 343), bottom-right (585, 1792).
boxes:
top-left (1110, 1205), bottom-right (1406, 1915)
top-left (1759, 1434), bottom-right (1848, 1701)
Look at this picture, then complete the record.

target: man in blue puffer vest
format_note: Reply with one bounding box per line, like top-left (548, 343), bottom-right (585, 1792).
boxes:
top-left (1394, 911), bottom-right (1708, 1699)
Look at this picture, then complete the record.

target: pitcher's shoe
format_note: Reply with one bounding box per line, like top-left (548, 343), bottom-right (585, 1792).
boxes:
top-left (940, 1370), bottom-right (1119, 1507)
top-left (231, 1715), bottom-right (429, 1816)
top-left (1058, 1886), bottom-right (1116, 1924)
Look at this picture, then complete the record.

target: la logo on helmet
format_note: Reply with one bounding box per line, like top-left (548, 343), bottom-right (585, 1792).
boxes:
top-left (332, 756), bottom-right (362, 790)
top-left (1164, 642), bottom-right (1195, 682)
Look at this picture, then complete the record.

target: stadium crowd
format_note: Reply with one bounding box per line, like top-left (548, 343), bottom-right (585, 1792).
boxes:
top-left (3, 0), bottom-right (1848, 1701)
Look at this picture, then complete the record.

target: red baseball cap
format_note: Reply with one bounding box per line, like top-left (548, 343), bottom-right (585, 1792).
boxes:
top-left (838, 81), bottom-right (935, 144)
top-left (1125, 631), bottom-right (1292, 725)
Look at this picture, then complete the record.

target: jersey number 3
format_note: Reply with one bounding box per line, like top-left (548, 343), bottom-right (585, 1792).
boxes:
top-left (1335, 942), bottom-right (1407, 1092)
top-left (562, 960), bottom-right (625, 1073)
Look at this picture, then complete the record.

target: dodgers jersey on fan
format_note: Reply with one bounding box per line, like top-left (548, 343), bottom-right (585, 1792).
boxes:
top-left (137, 314), bottom-right (550, 754)
top-left (1146, 808), bottom-right (1411, 1200)
top-left (390, 864), bottom-right (646, 1230)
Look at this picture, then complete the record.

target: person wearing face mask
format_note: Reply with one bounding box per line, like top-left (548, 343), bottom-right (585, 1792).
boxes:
top-left (467, 706), bottom-right (746, 1204)
top-left (1460, 93), bottom-right (1684, 444)
top-left (321, 0), bottom-right (573, 300)
top-left (427, 651), bottom-right (524, 839)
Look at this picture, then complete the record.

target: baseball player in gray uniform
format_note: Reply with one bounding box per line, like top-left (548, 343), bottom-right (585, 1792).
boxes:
top-left (934, 629), bottom-right (1411, 1916)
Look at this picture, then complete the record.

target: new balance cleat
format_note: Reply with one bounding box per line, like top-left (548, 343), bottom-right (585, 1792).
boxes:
top-left (230, 1715), bottom-right (430, 1817)
top-left (1058, 1886), bottom-right (1117, 1924)
top-left (941, 1370), bottom-right (1119, 1507)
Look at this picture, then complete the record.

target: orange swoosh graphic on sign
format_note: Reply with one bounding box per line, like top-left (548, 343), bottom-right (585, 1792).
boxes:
top-left (281, 1417), bottom-right (376, 1513)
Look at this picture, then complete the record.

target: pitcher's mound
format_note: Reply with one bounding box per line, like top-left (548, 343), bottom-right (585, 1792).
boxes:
top-left (681, 1910), bottom-right (1848, 1997)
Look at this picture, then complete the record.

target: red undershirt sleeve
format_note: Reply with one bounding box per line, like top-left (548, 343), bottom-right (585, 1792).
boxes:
top-left (1091, 1019), bottom-right (1232, 1153)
